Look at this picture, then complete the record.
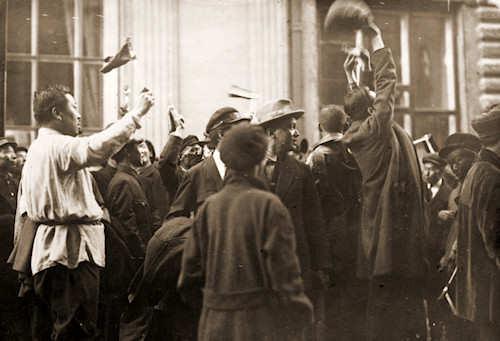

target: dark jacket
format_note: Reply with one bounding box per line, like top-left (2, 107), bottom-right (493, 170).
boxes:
top-left (307, 137), bottom-right (361, 277)
top-left (107, 165), bottom-right (153, 255)
top-left (178, 172), bottom-right (313, 341)
top-left (265, 154), bottom-right (331, 291)
top-left (158, 135), bottom-right (186, 200)
top-left (342, 47), bottom-right (426, 279)
top-left (120, 217), bottom-right (196, 341)
top-left (138, 164), bottom-right (169, 231)
top-left (92, 163), bottom-right (117, 197)
top-left (167, 156), bottom-right (223, 218)
top-left (456, 149), bottom-right (500, 324)
top-left (424, 180), bottom-right (453, 266)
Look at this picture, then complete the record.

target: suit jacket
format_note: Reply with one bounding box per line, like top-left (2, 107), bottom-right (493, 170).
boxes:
top-left (343, 47), bottom-right (426, 279)
top-left (267, 154), bottom-right (331, 289)
top-left (107, 165), bottom-right (153, 255)
top-left (424, 180), bottom-right (453, 265)
top-left (138, 164), bottom-right (169, 231)
top-left (167, 156), bottom-right (223, 218)
top-left (92, 163), bottom-right (117, 197)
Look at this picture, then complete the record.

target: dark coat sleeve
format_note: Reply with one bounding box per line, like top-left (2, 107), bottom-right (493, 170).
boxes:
top-left (301, 163), bottom-right (331, 271)
top-left (108, 180), bottom-right (147, 252)
top-left (167, 169), bottom-right (197, 219)
top-left (158, 135), bottom-right (183, 197)
top-left (263, 198), bottom-right (313, 324)
top-left (177, 206), bottom-right (205, 308)
top-left (371, 47), bottom-right (397, 128)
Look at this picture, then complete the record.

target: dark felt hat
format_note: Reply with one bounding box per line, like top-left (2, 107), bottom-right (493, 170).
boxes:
top-left (324, 0), bottom-right (373, 33)
top-left (205, 107), bottom-right (251, 135)
top-left (422, 153), bottom-right (446, 168)
top-left (219, 124), bottom-right (268, 172)
top-left (0, 138), bottom-right (17, 150)
top-left (472, 104), bottom-right (500, 144)
top-left (256, 98), bottom-right (304, 128)
top-left (180, 135), bottom-right (207, 152)
top-left (439, 133), bottom-right (482, 159)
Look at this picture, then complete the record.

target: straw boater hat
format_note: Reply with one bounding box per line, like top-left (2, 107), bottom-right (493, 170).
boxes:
top-left (255, 98), bottom-right (304, 128)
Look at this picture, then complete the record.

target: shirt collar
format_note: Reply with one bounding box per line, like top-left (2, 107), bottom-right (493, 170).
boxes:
top-left (212, 149), bottom-right (226, 179)
top-left (38, 127), bottom-right (63, 137)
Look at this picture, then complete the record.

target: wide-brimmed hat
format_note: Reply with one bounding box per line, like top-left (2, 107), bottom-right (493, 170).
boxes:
top-left (205, 107), bottom-right (251, 135)
top-left (0, 138), bottom-right (17, 150)
top-left (255, 98), bottom-right (304, 128)
top-left (422, 153), bottom-right (446, 168)
top-left (180, 135), bottom-right (207, 152)
top-left (472, 104), bottom-right (500, 144)
top-left (439, 133), bottom-right (481, 159)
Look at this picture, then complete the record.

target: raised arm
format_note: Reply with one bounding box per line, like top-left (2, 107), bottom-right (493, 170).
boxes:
top-left (58, 90), bottom-right (155, 171)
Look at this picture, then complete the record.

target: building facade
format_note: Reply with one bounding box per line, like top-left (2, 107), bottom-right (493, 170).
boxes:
top-left (2, 0), bottom-right (499, 151)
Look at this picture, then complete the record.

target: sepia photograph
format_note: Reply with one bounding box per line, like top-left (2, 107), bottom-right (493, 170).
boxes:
top-left (0, 0), bottom-right (499, 340)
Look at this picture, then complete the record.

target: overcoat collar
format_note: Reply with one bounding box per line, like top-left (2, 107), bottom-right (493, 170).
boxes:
top-left (479, 148), bottom-right (500, 169)
top-left (204, 156), bottom-right (224, 191)
top-left (313, 132), bottom-right (343, 150)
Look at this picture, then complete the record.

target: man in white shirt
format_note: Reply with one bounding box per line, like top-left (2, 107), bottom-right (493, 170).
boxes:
top-left (18, 84), bottom-right (155, 340)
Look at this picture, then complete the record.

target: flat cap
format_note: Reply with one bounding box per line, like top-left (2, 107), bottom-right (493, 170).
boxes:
top-left (0, 138), bottom-right (17, 149)
top-left (422, 153), bottom-right (446, 168)
top-left (205, 107), bottom-right (250, 135)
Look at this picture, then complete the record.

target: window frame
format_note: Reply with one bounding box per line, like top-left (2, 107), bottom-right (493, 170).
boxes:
top-left (5, 0), bottom-right (104, 141)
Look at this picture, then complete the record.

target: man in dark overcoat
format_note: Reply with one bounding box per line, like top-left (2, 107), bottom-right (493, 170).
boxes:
top-left (455, 105), bottom-right (500, 340)
top-left (178, 124), bottom-right (313, 341)
top-left (341, 23), bottom-right (427, 340)
top-left (167, 107), bottom-right (250, 218)
top-left (255, 98), bottom-right (331, 339)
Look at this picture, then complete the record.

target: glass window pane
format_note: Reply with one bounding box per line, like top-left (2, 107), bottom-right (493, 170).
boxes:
top-left (373, 12), bottom-right (402, 82)
top-left (7, 0), bottom-right (31, 53)
top-left (413, 113), bottom-right (451, 149)
top-left (6, 61), bottom-right (31, 126)
top-left (82, 0), bottom-right (103, 57)
top-left (81, 64), bottom-right (102, 128)
top-left (38, 62), bottom-right (74, 91)
top-left (411, 14), bottom-right (453, 110)
top-left (38, 0), bottom-right (74, 55)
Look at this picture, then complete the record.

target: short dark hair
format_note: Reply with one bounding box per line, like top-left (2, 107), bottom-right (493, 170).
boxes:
top-left (344, 86), bottom-right (373, 121)
top-left (319, 105), bottom-right (347, 133)
top-left (33, 85), bottom-right (72, 125)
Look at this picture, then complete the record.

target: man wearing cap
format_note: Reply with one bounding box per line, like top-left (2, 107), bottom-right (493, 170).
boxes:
top-left (179, 124), bottom-right (313, 340)
top-left (342, 23), bottom-right (427, 339)
top-left (14, 84), bottom-right (155, 340)
top-left (421, 152), bottom-right (454, 340)
top-left (306, 105), bottom-right (362, 339)
top-left (167, 107), bottom-right (250, 218)
top-left (159, 118), bottom-right (207, 202)
top-left (0, 138), bottom-right (30, 340)
top-left (256, 98), bottom-right (331, 339)
top-left (454, 106), bottom-right (500, 340)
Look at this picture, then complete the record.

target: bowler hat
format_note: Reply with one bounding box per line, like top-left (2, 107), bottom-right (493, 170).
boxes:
top-left (422, 153), bottom-right (446, 168)
top-left (0, 138), bottom-right (17, 150)
top-left (439, 133), bottom-right (481, 159)
top-left (256, 98), bottom-right (304, 128)
top-left (472, 104), bottom-right (500, 144)
top-left (205, 107), bottom-right (250, 135)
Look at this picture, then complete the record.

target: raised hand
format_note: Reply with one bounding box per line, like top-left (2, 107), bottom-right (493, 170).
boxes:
top-left (168, 105), bottom-right (185, 134)
top-left (134, 88), bottom-right (155, 117)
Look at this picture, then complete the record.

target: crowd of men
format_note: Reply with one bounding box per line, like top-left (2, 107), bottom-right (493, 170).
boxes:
top-left (0, 20), bottom-right (498, 341)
